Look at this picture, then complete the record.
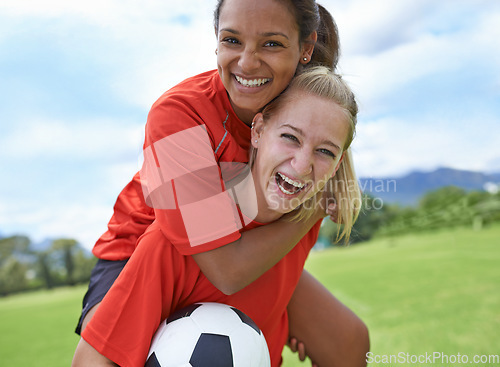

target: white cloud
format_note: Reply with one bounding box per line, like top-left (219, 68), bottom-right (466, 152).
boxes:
top-left (328, 0), bottom-right (437, 55)
top-left (352, 113), bottom-right (500, 178)
top-left (325, 0), bottom-right (500, 178)
top-left (0, 0), bottom-right (212, 23)
top-left (338, 3), bottom-right (500, 117)
top-left (328, 0), bottom-right (500, 56)
top-left (0, 0), bottom-right (216, 111)
top-left (1, 118), bottom-right (143, 160)
top-left (0, 199), bottom-right (113, 251)
top-left (108, 14), bottom-right (216, 110)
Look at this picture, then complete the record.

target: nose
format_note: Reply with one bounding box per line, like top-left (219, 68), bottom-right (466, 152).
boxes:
top-left (238, 46), bottom-right (261, 72)
top-left (291, 149), bottom-right (313, 176)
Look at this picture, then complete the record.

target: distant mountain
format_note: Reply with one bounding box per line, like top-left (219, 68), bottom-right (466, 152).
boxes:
top-left (359, 167), bottom-right (500, 206)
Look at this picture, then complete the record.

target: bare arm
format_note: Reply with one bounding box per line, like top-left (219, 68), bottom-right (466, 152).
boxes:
top-left (287, 270), bottom-right (370, 367)
top-left (72, 338), bottom-right (118, 367)
top-left (193, 209), bottom-right (324, 295)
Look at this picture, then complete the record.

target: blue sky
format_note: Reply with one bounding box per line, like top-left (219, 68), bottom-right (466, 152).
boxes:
top-left (1, 0), bottom-right (499, 250)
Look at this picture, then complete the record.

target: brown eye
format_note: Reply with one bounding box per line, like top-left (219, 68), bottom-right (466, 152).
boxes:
top-left (221, 37), bottom-right (240, 45)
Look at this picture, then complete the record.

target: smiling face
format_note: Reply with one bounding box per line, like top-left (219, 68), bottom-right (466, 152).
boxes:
top-left (216, 0), bottom-right (315, 124)
top-left (250, 91), bottom-right (350, 222)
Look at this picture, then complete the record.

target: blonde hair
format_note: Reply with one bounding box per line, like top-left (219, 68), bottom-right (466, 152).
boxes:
top-left (257, 66), bottom-right (362, 243)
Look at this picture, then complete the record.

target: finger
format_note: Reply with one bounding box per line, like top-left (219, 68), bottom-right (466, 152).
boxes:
top-left (298, 341), bottom-right (306, 361)
top-left (288, 337), bottom-right (298, 353)
top-left (326, 203), bottom-right (338, 222)
top-left (326, 202), bottom-right (336, 213)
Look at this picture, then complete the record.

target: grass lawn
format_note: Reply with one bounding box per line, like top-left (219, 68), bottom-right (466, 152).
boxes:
top-left (283, 224), bottom-right (500, 366)
top-left (0, 285), bottom-right (85, 367)
top-left (1, 224), bottom-right (498, 366)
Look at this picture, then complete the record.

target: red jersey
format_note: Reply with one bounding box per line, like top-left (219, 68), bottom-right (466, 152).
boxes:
top-left (86, 70), bottom-right (322, 366)
top-left (83, 219), bottom-right (321, 367)
top-left (93, 70), bottom-right (252, 260)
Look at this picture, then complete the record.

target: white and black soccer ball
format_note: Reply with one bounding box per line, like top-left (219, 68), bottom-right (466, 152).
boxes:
top-left (145, 302), bottom-right (271, 367)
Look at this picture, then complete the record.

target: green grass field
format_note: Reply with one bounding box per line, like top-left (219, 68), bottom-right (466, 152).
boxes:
top-left (0, 286), bottom-right (83, 366)
top-left (283, 224), bottom-right (500, 366)
top-left (1, 225), bottom-right (499, 366)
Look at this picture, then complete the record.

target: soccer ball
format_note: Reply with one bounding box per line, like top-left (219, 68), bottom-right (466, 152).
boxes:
top-left (145, 302), bottom-right (271, 367)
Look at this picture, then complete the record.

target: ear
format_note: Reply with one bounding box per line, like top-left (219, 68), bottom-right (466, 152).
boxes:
top-left (251, 113), bottom-right (265, 148)
top-left (300, 31), bottom-right (317, 64)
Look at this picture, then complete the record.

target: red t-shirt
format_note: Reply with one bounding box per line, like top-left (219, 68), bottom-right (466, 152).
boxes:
top-left (83, 219), bottom-right (321, 367)
top-left (93, 70), bottom-right (252, 260)
top-left (86, 70), bottom-right (322, 366)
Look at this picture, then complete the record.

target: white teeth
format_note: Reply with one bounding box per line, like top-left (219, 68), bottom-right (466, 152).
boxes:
top-left (277, 172), bottom-right (305, 189)
top-left (235, 75), bottom-right (271, 87)
top-left (278, 184), bottom-right (295, 195)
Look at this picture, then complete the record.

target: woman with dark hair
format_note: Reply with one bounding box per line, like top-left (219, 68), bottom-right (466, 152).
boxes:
top-left (73, 1), bottom-right (369, 366)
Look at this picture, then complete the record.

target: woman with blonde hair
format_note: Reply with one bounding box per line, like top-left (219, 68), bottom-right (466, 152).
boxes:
top-left (73, 66), bottom-right (365, 367)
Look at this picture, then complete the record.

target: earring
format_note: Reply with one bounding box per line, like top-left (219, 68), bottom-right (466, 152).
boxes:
top-left (254, 140), bottom-right (258, 143)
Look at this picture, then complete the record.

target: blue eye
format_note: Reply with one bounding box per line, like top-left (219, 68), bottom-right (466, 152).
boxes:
top-left (318, 148), bottom-right (336, 159)
top-left (265, 41), bottom-right (284, 48)
top-left (281, 133), bottom-right (298, 142)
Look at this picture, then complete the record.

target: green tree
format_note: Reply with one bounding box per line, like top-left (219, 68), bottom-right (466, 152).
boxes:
top-left (377, 186), bottom-right (500, 237)
top-left (51, 239), bottom-right (78, 286)
top-left (419, 186), bottom-right (466, 211)
top-left (0, 236), bottom-right (33, 295)
top-left (0, 235), bottom-right (31, 265)
top-left (72, 248), bottom-right (97, 284)
top-left (37, 251), bottom-right (55, 289)
top-left (350, 194), bottom-right (401, 243)
top-left (0, 257), bottom-right (28, 296)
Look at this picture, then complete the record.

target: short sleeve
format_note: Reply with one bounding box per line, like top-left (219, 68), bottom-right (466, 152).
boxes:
top-left (139, 97), bottom-right (256, 255)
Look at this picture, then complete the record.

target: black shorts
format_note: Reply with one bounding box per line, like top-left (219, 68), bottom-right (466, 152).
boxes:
top-left (75, 259), bottom-right (128, 335)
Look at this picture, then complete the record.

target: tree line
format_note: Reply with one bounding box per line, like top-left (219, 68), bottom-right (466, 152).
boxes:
top-left (2, 185), bottom-right (499, 295)
top-left (0, 237), bottom-right (96, 296)
top-left (321, 185), bottom-right (500, 245)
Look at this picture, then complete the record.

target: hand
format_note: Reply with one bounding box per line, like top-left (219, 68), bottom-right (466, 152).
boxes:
top-left (288, 337), bottom-right (319, 367)
top-left (312, 187), bottom-right (338, 223)
top-left (325, 201), bottom-right (338, 223)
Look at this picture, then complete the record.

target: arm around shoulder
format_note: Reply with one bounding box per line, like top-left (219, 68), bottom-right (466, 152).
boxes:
top-left (193, 211), bottom-right (324, 295)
